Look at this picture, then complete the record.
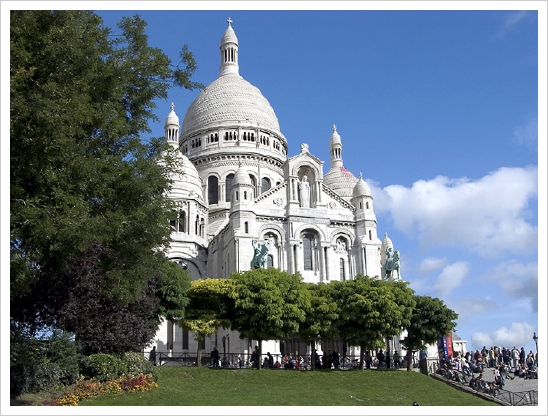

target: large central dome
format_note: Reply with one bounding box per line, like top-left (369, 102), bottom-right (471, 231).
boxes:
top-left (180, 19), bottom-right (284, 141)
top-left (180, 74), bottom-right (281, 138)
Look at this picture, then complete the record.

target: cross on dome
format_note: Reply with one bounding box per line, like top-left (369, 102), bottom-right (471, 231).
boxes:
top-left (170, 102), bottom-right (175, 111)
top-left (359, 172), bottom-right (363, 180)
top-left (227, 17), bottom-right (233, 26)
top-left (333, 124), bottom-right (337, 132)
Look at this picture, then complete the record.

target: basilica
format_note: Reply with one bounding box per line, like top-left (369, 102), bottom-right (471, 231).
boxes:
top-left (152, 20), bottom-right (401, 361)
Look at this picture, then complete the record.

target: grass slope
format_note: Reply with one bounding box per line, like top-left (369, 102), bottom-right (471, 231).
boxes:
top-left (80, 367), bottom-right (499, 406)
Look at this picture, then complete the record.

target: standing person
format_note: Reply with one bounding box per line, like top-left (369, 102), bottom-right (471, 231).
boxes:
top-left (489, 347), bottom-right (496, 368)
top-left (332, 350), bottom-right (340, 369)
top-left (511, 346), bottom-right (519, 369)
top-left (250, 345), bottom-right (259, 369)
top-left (519, 347), bottom-right (526, 366)
top-left (211, 346), bottom-right (220, 367)
top-left (267, 352), bottom-right (274, 369)
top-left (385, 350), bottom-right (391, 369)
top-left (149, 346), bottom-right (157, 366)
top-left (393, 351), bottom-right (401, 369)
top-left (365, 350), bottom-right (372, 369)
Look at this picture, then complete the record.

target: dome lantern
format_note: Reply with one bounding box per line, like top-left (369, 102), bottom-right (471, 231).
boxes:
top-left (220, 17), bottom-right (239, 76)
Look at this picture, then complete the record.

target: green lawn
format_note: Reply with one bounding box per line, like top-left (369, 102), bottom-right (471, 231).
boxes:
top-left (80, 367), bottom-right (499, 406)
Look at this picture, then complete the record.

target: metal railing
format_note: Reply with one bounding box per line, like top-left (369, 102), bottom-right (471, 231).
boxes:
top-left (149, 351), bottom-right (387, 369)
top-left (495, 390), bottom-right (538, 406)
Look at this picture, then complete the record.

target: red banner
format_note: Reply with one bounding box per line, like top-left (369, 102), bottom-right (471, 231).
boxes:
top-left (446, 332), bottom-right (454, 358)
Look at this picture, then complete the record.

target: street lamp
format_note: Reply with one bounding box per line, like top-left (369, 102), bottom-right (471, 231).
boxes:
top-left (533, 332), bottom-right (538, 353)
top-left (227, 334), bottom-right (230, 365)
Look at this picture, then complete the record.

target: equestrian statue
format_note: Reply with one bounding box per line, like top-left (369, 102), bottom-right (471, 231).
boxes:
top-left (381, 247), bottom-right (401, 281)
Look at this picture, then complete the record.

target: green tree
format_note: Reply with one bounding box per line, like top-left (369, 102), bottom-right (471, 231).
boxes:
top-left (332, 276), bottom-right (414, 369)
top-left (156, 261), bottom-right (192, 322)
top-left (10, 11), bottom-right (201, 342)
top-left (227, 269), bottom-right (308, 370)
top-left (400, 295), bottom-right (458, 371)
top-left (298, 282), bottom-right (339, 370)
top-left (179, 278), bottom-right (232, 367)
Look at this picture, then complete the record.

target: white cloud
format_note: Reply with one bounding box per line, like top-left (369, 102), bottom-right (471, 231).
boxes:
top-left (419, 257), bottom-right (447, 273)
top-left (379, 166), bottom-right (537, 258)
top-left (495, 11), bottom-right (531, 38)
top-left (484, 260), bottom-right (538, 312)
top-left (433, 261), bottom-right (469, 297)
top-left (447, 298), bottom-right (498, 323)
top-left (513, 118), bottom-right (538, 151)
top-left (502, 11), bottom-right (528, 29)
top-left (471, 322), bottom-right (535, 350)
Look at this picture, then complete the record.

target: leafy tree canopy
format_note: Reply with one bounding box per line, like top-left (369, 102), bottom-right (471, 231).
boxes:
top-left (400, 295), bottom-right (458, 370)
top-left (227, 269), bottom-right (308, 355)
top-left (10, 10), bottom-right (201, 338)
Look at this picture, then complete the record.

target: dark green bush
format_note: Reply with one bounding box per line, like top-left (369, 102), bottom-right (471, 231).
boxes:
top-left (79, 353), bottom-right (127, 382)
top-left (10, 323), bottom-right (81, 398)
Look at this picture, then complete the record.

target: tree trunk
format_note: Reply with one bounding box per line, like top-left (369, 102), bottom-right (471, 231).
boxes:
top-left (406, 349), bottom-right (413, 371)
top-left (196, 340), bottom-right (203, 367)
top-left (257, 340), bottom-right (262, 371)
top-left (310, 341), bottom-right (316, 370)
top-left (359, 344), bottom-right (365, 370)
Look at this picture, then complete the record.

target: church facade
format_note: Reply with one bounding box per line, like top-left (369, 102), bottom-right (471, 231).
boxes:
top-left (152, 20), bottom-right (401, 361)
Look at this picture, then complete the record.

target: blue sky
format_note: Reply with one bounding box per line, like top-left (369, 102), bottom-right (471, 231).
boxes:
top-left (92, 5), bottom-right (545, 357)
top-left (2, 1), bottom-right (545, 372)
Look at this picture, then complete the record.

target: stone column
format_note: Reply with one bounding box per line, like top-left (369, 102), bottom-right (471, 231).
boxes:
top-left (325, 245), bottom-right (332, 281)
top-left (319, 244), bottom-right (326, 282)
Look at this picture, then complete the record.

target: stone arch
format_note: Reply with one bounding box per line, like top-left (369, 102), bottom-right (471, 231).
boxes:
top-left (293, 223), bottom-right (327, 242)
top-left (167, 255), bottom-right (206, 280)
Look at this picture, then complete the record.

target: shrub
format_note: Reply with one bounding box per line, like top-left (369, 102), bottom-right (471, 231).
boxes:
top-left (121, 351), bottom-right (158, 381)
top-left (10, 323), bottom-right (81, 398)
top-left (79, 353), bottom-right (126, 382)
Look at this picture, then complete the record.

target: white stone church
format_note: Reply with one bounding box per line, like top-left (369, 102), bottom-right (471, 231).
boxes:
top-left (150, 20), bottom-right (405, 363)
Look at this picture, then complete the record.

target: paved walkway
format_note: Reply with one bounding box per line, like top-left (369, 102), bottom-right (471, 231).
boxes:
top-left (481, 371), bottom-right (538, 394)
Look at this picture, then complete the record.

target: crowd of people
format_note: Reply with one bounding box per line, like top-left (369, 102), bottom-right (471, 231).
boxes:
top-left (436, 344), bottom-right (538, 392)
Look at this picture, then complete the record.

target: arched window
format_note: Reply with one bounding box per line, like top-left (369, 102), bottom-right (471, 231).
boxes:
top-left (261, 177), bottom-right (271, 194)
top-left (366, 201), bottom-right (369, 209)
top-left (208, 176), bottom-right (219, 204)
top-left (340, 259), bottom-right (346, 281)
top-left (303, 234), bottom-right (313, 271)
top-left (267, 254), bottom-right (274, 269)
top-left (179, 211), bottom-right (186, 232)
top-left (225, 173), bottom-right (234, 202)
top-left (170, 215), bottom-right (176, 231)
top-left (368, 230), bottom-right (372, 240)
top-left (244, 221), bottom-right (249, 233)
top-left (195, 215), bottom-right (199, 235)
top-left (249, 175), bottom-right (256, 194)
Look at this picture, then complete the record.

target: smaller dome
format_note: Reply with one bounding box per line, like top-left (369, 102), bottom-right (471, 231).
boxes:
top-left (323, 166), bottom-right (358, 198)
top-left (164, 103), bottom-right (179, 128)
top-left (352, 173), bottom-right (371, 198)
top-left (221, 19), bottom-right (238, 45)
top-left (233, 164), bottom-right (251, 186)
top-left (169, 153), bottom-right (203, 200)
top-left (381, 232), bottom-right (393, 252)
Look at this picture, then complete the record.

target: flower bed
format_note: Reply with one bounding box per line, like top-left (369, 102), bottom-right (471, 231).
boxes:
top-left (42, 373), bottom-right (158, 406)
